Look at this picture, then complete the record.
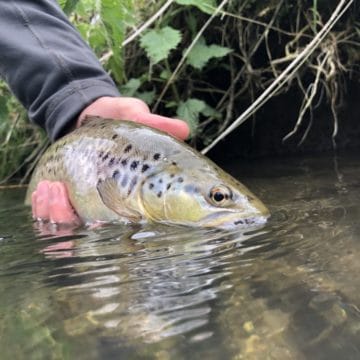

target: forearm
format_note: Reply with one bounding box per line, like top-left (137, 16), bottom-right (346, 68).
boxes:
top-left (0, 0), bottom-right (120, 141)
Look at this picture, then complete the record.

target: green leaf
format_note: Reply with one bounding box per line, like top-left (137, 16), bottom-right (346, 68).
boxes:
top-left (140, 27), bottom-right (182, 64)
top-left (89, 24), bottom-right (108, 51)
top-left (160, 69), bottom-right (171, 80)
top-left (101, 0), bottom-right (134, 82)
top-left (175, 0), bottom-right (217, 14)
top-left (176, 98), bottom-right (219, 134)
top-left (58, 0), bottom-right (80, 15)
top-left (119, 79), bottom-right (155, 105)
top-left (186, 37), bottom-right (232, 70)
top-left (0, 97), bottom-right (8, 122)
top-left (136, 90), bottom-right (156, 105)
top-left (120, 78), bottom-right (141, 96)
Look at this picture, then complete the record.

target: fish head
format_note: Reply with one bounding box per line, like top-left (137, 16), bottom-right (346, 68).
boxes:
top-left (139, 163), bottom-right (269, 229)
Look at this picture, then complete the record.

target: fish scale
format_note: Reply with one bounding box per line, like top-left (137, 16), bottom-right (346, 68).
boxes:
top-left (26, 116), bottom-right (269, 228)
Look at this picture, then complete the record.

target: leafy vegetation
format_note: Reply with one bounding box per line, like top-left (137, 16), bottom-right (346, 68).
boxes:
top-left (0, 0), bottom-right (359, 182)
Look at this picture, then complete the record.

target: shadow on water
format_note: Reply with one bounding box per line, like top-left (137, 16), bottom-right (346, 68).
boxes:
top-left (0, 152), bottom-right (359, 359)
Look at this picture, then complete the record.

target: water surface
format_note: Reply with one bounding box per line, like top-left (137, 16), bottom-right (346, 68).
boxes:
top-left (0, 152), bottom-right (359, 359)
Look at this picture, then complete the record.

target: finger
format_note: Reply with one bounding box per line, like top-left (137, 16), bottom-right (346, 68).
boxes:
top-left (49, 182), bottom-right (80, 224)
top-left (129, 113), bottom-right (190, 140)
top-left (77, 97), bottom-right (190, 140)
top-left (34, 180), bottom-right (51, 221)
top-left (31, 191), bottom-right (37, 219)
top-left (77, 97), bottom-right (151, 126)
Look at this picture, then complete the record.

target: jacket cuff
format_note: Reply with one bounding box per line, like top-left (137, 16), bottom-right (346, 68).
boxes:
top-left (37, 79), bottom-right (120, 141)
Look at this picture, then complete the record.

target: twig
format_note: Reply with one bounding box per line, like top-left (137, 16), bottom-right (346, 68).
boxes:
top-left (201, 0), bottom-right (354, 154)
top-left (214, 1), bottom-right (283, 115)
top-left (282, 51), bottom-right (329, 142)
top-left (0, 184), bottom-right (27, 189)
top-left (152, 0), bottom-right (230, 113)
top-left (218, 10), bottom-right (311, 38)
top-left (100, 0), bottom-right (175, 63)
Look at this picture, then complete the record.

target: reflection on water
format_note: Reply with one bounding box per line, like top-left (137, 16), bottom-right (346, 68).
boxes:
top-left (0, 152), bottom-right (359, 359)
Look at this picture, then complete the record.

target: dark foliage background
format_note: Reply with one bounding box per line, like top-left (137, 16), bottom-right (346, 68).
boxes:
top-left (0, 0), bottom-right (359, 183)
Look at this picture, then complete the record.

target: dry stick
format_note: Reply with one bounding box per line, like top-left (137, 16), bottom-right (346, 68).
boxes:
top-left (283, 52), bottom-right (329, 142)
top-left (152, 0), bottom-right (230, 113)
top-left (100, 0), bottom-right (175, 63)
top-left (219, 10), bottom-right (307, 38)
top-left (1, 138), bottom-right (48, 185)
top-left (0, 184), bottom-right (27, 190)
top-left (201, 0), bottom-right (354, 155)
top-left (215, 0), bottom-right (284, 116)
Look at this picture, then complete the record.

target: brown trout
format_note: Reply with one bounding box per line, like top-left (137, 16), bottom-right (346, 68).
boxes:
top-left (26, 117), bottom-right (269, 228)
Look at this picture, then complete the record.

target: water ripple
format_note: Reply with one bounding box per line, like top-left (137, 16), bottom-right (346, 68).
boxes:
top-left (1, 153), bottom-right (360, 359)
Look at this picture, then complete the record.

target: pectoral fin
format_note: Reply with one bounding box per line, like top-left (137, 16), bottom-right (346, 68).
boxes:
top-left (96, 178), bottom-right (142, 222)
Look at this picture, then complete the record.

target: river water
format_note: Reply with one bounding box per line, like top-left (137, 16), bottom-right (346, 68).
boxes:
top-left (0, 152), bottom-right (359, 360)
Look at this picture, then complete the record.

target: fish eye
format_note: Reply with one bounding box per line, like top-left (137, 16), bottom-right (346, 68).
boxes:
top-left (208, 185), bottom-right (232, 207)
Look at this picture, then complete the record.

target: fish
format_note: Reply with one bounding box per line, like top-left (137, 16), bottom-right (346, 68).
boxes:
top-left (25, 116), bottom-right (269, 228)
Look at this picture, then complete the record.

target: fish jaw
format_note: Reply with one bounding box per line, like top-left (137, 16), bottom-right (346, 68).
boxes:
top-left (197, 210), bottom-right (269, 229)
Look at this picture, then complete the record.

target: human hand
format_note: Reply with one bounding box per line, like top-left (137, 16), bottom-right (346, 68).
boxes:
top-left (32, 180), bottom-right (80, 224)
top-left (31, 96), bottom-right (190, 224)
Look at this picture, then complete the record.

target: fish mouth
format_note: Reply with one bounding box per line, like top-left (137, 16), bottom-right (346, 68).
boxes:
top-left (198, 210), bottom-right (269, 229)
top-left (233, 215), bottom-right (268, 226)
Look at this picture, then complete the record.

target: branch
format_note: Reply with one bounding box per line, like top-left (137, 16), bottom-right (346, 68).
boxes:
top-left (201, 0), bottom-right (354, 154)
top-left (152, 0), bottom-right (230, 112)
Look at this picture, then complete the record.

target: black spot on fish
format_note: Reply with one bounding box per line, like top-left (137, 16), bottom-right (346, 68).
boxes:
top-left (121, 174), bottom-right (128, 187)
top-left (158, 178), bottom-right (163, 184)
top-left (124, 144), bottom-right (132, 153)
top-left (121, 159), bottom-right (128, 166)
top-left (149, 183), bottom-right (154, 189)
top-left (166, 183), bottom-right (171, 190)
top-left (130, 161), bottom-right (139, 171)
top-left (98, 151), bottom-right (104, 158)
top-left (103, 152), bottom-right (110, 161)
top-left (177, 177), bottom-right (184, 183)
top-left (112, 170), bottom-right (120, 180)
top-left (157, 191), bottom-right (162, 198)
top-left (141, 164), bottom-right (150, 173)
top-left (234, 220), bottom-right (244, 225)
top-left (128, 176), bottom-right (138, 196)
top-left (109, 157), bottom-right (115, 166)
top-left (112, 134), bottom-right (118, 140)
top-left (171, 161), bottom-right (177, 166)
top-left (153, 153), bottom-right (160, 161)
top-left (170, 173), bottom-right (175, 178)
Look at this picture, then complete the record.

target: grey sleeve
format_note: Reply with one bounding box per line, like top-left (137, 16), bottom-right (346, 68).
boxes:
top-left (0, 0), bottom-right (120, 141)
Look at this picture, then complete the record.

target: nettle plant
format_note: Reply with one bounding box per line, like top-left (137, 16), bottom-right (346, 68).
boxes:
top-left (61, 0), bottom-right (233, 142)
top-left (62, 0), bottom-right (359, 149)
